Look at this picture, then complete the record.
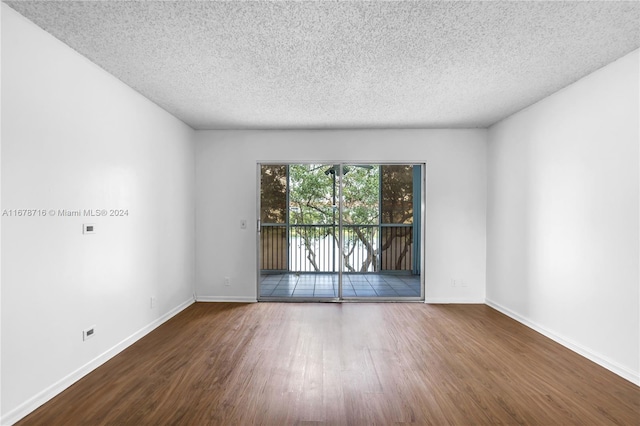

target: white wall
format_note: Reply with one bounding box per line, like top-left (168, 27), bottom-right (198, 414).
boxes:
top-left (195, 129), bottom-right (487, 303)
top-left (1, 5), bottom-right (196, 423)
top-left (486, 49), bottom-right (640, 384)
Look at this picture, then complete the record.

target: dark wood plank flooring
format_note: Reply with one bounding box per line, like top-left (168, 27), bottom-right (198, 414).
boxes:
top-left (18, 303), bottom-right (640, 425)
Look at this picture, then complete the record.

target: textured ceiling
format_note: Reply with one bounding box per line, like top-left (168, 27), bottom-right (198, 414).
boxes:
top-left (4, 1), bottom-right (640, 130)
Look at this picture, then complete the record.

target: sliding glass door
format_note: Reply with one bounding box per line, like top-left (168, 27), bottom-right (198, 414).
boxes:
top-left (258, 163), bottom-right (423, 301)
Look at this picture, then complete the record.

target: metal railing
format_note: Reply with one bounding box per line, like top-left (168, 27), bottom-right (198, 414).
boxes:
top-left (261, 223), bottom-right (413, 273)
top-left (260, 225), bottom-right (287, 271)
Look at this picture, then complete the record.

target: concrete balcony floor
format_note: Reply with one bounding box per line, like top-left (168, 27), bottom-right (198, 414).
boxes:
top-left (259, 273), bottom-right (421, 299)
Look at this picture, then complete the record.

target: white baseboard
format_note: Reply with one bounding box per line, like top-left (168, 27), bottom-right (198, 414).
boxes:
top-left (425, 297), bottom-right (485, 304)
top-left (196, 296), bottom-right (257, 303)
top-left (1, 298), bottom-right (195, 426)
top-left (485, 299), bottom-right (640, 386)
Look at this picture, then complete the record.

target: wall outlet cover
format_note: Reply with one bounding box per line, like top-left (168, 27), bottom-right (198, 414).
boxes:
top-left (83, 326), bottom-right (96, 341)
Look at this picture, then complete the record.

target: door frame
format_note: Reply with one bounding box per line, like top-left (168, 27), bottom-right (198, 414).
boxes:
top-left (256, 161), bottom-right (426, 302)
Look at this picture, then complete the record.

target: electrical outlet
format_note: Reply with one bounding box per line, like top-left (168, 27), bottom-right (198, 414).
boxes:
top-left (150, 296), bottom-right (157, 309)
top-left (224, 276), bottom-right (231, 286)
top-left (83, 326), bottom-right (96, 341)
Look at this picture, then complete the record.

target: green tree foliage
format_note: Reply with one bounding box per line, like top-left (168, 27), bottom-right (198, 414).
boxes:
top-left (260, 165), bottom-right (287, 223)
top-left (260, 163), bottom-right (416, 273)
top-left (289, 164), bottom-right (380, 272)
top-left (289, 164), bottom-right (334, 225)
top-left (341, 165), bottom-right (379, 226)
top-left (289, 164), bottom-right (379, 225)
top-left (381, 165), bottom-right (413, 224)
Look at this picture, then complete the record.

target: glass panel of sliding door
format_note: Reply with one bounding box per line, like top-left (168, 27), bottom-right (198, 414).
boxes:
top-left (259, 164), bottom-right (339, 300)
top-left (339, 164), bottom-right (379, 297)
top-left (341, 164), bottom-right (422, 300)
top-left (288, 164), bottom-right (339, 299)
top-left (258, 165), bottom-right (289, 299)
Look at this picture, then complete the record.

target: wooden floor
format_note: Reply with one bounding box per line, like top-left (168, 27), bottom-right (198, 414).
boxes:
top-left (19, 303), bottom-right (639, 425)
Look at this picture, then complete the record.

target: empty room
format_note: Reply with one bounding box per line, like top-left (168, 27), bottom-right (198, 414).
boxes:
top-left (1, 1), bottom-right (638, 425)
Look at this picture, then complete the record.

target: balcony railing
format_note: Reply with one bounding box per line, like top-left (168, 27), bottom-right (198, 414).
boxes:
top-left (260, 223), bottom-right (413, 273)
